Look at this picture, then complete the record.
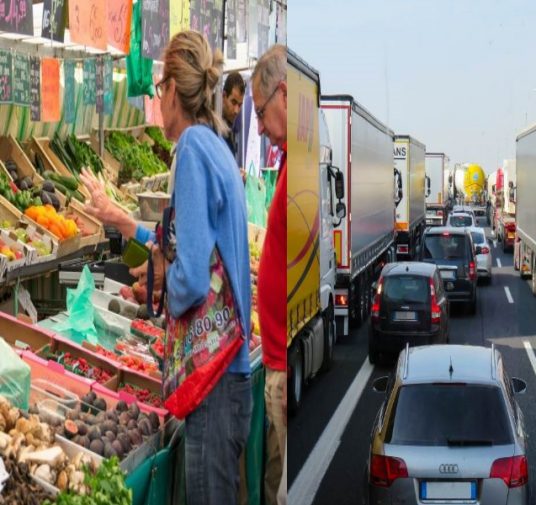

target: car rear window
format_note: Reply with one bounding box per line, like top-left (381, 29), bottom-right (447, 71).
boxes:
top-left (385, 384), bottom-right (513, 446)
top-left (423, 235), bottom-right (467, 260)
top-left (449, 215), bottom-right (473, 227)
top-left (383, 275), bottom-right (429, 304)
top-left (470, 231), bottom-right (485, 245)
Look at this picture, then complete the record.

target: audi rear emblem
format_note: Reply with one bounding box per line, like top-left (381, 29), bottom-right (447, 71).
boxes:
top-left (439, 464), bottom-right (459, 474)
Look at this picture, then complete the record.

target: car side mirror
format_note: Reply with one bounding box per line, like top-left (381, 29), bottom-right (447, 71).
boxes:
top-left (372, 376), bottom-right (389, 393)
top-left (475, 246), bottom-right (482, 255)
top-left (371, 281), bottom-right (378, 292)
top-left (512, 377), bottom-right (527, 395)
top-left (335, 171), bottom-right (345, 200)
top-left (336, 202), bottom-right (346, 219)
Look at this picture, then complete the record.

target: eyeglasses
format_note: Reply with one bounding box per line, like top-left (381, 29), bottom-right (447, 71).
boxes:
top-left (255, 82), bottom-right (281, 120)
top-left (155, 76), bottom-right (171, 99)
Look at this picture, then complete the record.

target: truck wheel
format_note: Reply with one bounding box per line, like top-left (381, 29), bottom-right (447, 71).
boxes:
top-left (320, 306), bottom-right (335, 373)
top-left (288, 343), bottom-right (303, 414)
top-left (531, 259), bottom-right (536, 296)
top-left (368, 339), bottom-right (379, 365)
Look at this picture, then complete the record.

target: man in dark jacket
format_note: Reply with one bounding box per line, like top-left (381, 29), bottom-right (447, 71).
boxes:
top-left (222, 71), bottom-right (245, 156)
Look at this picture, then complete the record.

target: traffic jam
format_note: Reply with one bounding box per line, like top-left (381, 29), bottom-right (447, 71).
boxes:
top-left (288, 49), bottom-right (536, 505)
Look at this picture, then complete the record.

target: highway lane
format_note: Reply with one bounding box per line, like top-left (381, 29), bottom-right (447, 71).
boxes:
top-left (288, 227), bottom-right (536, 505)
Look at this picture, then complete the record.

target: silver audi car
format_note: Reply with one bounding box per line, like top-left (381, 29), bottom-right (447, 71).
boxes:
top-left (365, 344), bottom-right (530, 504)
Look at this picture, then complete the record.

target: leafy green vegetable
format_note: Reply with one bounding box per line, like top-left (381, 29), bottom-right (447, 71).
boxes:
top-left (105, 131), bottom-right (168, 185)
top-left (50, 134), bottom-right (104, 176)
top-left (145, 127), bottom-right (173, 168)
top-left (45, 457), bottom-right (132, 505)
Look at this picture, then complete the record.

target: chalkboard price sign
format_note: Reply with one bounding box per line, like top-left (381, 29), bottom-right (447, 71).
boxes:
top-left (13, 54), bottom-right (29, 105)
top-left (0, 0), bottom-right (34, 36)
top-left (64, 60), bottom-right (75, 124)
top-left (142, 0), bottom-right (170, 61)
top-left (226, 0), bottom-right (237, 59)
top-left (42, 0), bottom-right (67, 42)
top-left (30, 56), bottom-right (40, 121)
top-left (0, 50), bottom-right (12, 104)
top-left (103, 56), bottom-right (113, 116)
top-left (190, 0), bottom-right (223, 51)
top-left (95, 56), bottom-right (104, 113)
top-left (83, 58), bottom-right (96, 106)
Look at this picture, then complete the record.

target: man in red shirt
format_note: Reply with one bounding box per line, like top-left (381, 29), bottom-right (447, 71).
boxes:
top-left (251, 44), bottom-right (287, 505)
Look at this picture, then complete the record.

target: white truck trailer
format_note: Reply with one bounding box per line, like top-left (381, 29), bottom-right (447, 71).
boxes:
top-left (321, 95), bottom-right (395, 337)
top-left (425, 152), bottom-right (450, 226)
top-left (393, 135), bottom-right (426, 258)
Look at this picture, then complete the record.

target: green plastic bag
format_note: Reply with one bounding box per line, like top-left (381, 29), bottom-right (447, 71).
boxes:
top-left (246, 174), bottom-right (267, 227)
top-left (0, 337), bottom-right (30, 410)
top-left (262, 169), bottom-right (278, 212)
top-left (55, 265), bottom-right (98, 344)
top-left (126, 1), bottom-right (155, 98)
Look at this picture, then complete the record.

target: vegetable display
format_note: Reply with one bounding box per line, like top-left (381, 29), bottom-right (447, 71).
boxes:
top-left (0, 456), bottom-right (52, 505)
top-left (0, 171), bottom-right (42, 212)
top-left (144, 126), bottom-right (173, 167)
top-left (24, 206), bottom-right (79, 240)
top-left (104, 131), bottom-right (168, 185)
top-left (50, 134), bottom-right (104, 177)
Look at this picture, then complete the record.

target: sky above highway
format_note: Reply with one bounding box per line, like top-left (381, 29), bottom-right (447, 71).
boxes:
top-left (288, 0), bottom-right (536, 174)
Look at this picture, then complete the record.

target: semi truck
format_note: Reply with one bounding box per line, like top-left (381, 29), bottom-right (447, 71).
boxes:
top-left (515, 126), bottom-right (536, 287)
top-left (393, 136), bottom-right (426, 258)
top-left (287, 49), bottom-right (345, 411)
top-left (425, 152), bottom-right (450, 226)
top-left (496, 159), bottom-right (516, 252)
top-left (454, 162), bottom-right (486, 205)
top-left (321, 95), bottom-right (396, 337)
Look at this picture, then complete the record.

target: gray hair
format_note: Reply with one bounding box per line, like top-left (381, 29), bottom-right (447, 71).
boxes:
top-left (251, 44), bottom-right (286, 98)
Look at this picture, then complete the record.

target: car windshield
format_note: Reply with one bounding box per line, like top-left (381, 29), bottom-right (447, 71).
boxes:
top-left (385, 384), bottom-right (513, 446)
top-left (470, 231), bottom-right (485, 245)
top-left (450, 215), bottom-right (473, 227)
top-left (423, 235), bottom-right (466, 260)
top-left (383, 275), bottom-right (429, 304)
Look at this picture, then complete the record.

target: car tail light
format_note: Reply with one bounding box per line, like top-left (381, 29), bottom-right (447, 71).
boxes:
top-left (397, 244), bottom-right (409, 255)
top-left (480, 246), bottom-right (490, 254)
top-left (371, 277), bottom-right (383, 321)
top-left (429, 278), bottom-right (441, 324)
top-left (335, 294), bottom-right (348, 306)
top-left (370, 454), bottom-right (408, 487)
top-left (506, 222), bottom-right (516, 232)
top-left (490, 456), bottom-right (528, 488)
top-left (437, 210), bottom-right (443, 217)
top-left (442, 232), bottom-right (450, 236)
top-left (469, 261), bottom-right (476, 281)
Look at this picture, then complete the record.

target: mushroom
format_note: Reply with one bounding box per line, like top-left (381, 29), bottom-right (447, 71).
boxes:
top-left (34, 464), bottom-right (57, 484)
top-left (56, 469), bottom-right (68, 491)
top-left (0, 431), bottom-right (11, 451)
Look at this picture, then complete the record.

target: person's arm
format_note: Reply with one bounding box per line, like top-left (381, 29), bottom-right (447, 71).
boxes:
top-left (166, 144), bottom-right (221, 318)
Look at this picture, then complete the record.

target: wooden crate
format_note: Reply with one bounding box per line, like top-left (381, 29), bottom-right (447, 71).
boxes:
top-left (66, 201), bottom-right (104, 248)
top-left (0, 135), bottom-right (44, 186)
top-left (30, 137), bottom-right (91, 199)
top-left (89, 133), bottom-right (122, 185)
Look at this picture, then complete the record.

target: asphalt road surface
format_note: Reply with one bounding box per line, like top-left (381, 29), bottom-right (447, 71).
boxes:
top-left (288, 226), bottom-right (536, 505)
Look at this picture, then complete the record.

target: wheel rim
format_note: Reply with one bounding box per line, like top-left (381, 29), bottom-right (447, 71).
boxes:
top-left (294, 351), bottom-right (303, 403)
top-left (328, 319), bottom-right (334, 360)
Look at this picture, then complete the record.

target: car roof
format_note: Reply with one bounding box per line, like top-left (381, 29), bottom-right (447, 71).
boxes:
top-left (453, 205), bottom-right (475, 212)
top-left (466, 226), bottom-right (486, 238)
top-left (382, 261), bottom-right (437, 277)
top-left (424, 226), bottom-right (470, 236)
top-left (449, 211), bottom-right (473, 218)
top-left (398, 345), bottom-right (500, 384)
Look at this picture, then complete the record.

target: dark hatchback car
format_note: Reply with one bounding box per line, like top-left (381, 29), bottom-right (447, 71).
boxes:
top-left (368, 262), bottom-right (449, 364)
top-left (418, 227), bottom-right (478, 314)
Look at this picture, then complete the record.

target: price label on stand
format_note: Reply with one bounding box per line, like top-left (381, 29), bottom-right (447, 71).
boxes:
top-left (83, 58), bottom-right (96, 106)
top-left (170, 0), bottom-right (189, 36)
top-left (42, 0), bottom-right (67, 42)
top-left (0, 0), bottom-right (33, 36)
top-left (69, 0), bottom-right (107, 51)
top-left (103, 55), bottom-right (113, 115)
top-left (30, 56), bottom-right (40, 121)
top-left (13, 54), bottom-right (30, 106)
top-left (95, 56), bottom-right (104, 113)
top-left (107, 0), bottom-right (132, 53)
top-left (41, 58), bottom-right (60, 122)
top-left (64, 60), bottom-right (75, 124)
top-left (0, 50), bottom-right (12, 104)
top-left (142, 0), bottom-right (170, 60)
top-left (190, 0), bottom-right (223, 51)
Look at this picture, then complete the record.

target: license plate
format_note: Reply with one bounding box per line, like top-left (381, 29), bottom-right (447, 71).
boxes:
top-left (508, 232), bottom-right (515, 239)
top-left (393, 311), bottom-right (416, 321)
top-left (421, 481), bottom-right (477, 500)
top-left (440, 270), bottom-right (456, 280)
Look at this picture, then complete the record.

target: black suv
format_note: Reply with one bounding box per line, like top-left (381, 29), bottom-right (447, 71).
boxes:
top-left (368, 262), bottom-right (449, 364)
top-left (418, 226), bottom-right (478, 313)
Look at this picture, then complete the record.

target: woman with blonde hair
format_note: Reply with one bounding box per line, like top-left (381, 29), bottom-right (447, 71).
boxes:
top-left (83, 30), bottom-right (252, 505)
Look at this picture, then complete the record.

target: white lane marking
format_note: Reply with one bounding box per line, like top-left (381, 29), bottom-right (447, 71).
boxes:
top-left (288, 359), bottom-right (375, 505)
top-left (497, 258), bottom-right (502, 267)
top-left (523, 341), bottom-right (536, 377)
top-left (504, 286), bottom-right (514, 304)
top-left (493, 240), bottom-right (497, 248)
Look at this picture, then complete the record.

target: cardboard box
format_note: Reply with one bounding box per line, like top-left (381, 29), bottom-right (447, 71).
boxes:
top-left (0, 310), bottom-right (53, 352)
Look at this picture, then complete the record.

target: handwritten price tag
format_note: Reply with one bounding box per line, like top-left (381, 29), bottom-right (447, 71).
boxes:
top-left (13, 54), bottom-right (29, 105)
top-left (83, 58), bottom-right (96, 106)
top-left (69, 0), bottom-right (107, 51)
top-left (0, 0), bottom-right (33, 36)
top-left (30, 56), bottom-right (40, 121)
top-left (41, 58), bottom-right (60, 122)
top-left (107, 0), bottom-right (132, 53)
top-left (142, 0), bottom-right (170, 60)
top-left (170, 0), bottom-right (189, 37)
top-left (64, 60), bottom-right (75, 124)
top-left (0, 50), bottom-right (12, 104)
top-left (41, 0), bottom-right (67, 42)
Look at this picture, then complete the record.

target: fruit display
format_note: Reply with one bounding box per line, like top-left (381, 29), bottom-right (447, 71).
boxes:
top-left (42, 171), bottom-right (85, 204)
top-left (42, 351), bottom-right (113, 384)
top-left (54, 392), bottom-right (160, 460)
top-left (249, 240), bottom-right (261, 351)
top-left (92, 344), bottom-right (159, 376)
top-left (0, 237), bottom-right (24, 261)
top-left (10, 226), bottom-right (53, 257)
top-left (50, 133), bottom-right (104, 177)
top-left (130, 319), bottom-right (165, 342)
top-left (0, 171), bottom-right (43, 212)
top-left (144, 126), bottom-right (173, 167)
top-left (113, 335), bottom-right (160, 373)
top-left (118, 384), bottom-right (163, 408)
top-left (24, 206), bottom-right (79, 241)
top-left (0, 395), bottom-right (99, 496)
top-left (104, 131), bottom-right (168, 185)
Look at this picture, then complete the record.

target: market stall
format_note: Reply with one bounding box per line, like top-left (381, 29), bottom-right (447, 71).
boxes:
top-left (0, 0), bottom-right (287, 504)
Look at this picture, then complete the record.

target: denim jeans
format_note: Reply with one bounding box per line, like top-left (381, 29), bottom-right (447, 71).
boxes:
top-left (185, 372), bottom-right (253, 505)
